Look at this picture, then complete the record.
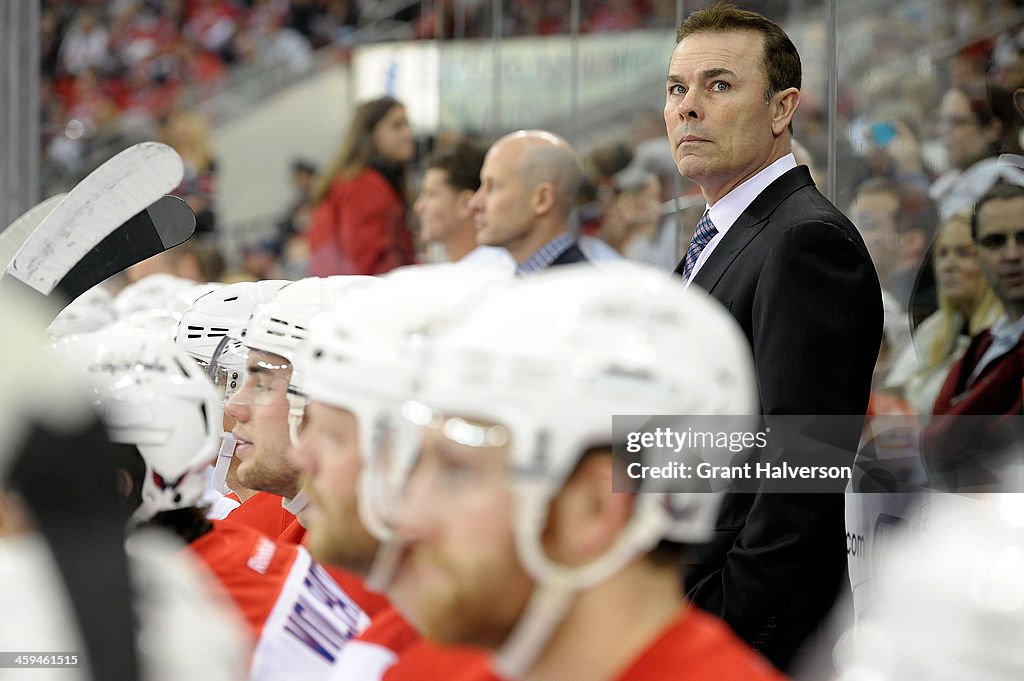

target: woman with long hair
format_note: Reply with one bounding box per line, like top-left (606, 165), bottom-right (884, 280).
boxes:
top-left (885, 210), bottom-right (1003, 419)
top-left (307, 96), bottom-right (417, 276)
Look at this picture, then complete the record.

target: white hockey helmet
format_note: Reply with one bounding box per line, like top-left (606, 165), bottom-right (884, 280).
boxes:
top-left (381, 263), bottom-right (758, 677)
top-left (241, 275), bottom-right (379, 365)
top-left (0, 288), bottom-right (94, 476)
top-left (55, 330), bottom-right (223, 525)
top-left (45, 284), bottom-right (117, 339)
top-left (114, 273), bottom-right (198, 318)
top-left (175, 279), bottom-right (289, 365)
top-left (294, 265), bottom-right (511, 539)
top-left (167, 282), bottom-right (225, 321)
top-left (107, 277), bottom-right (220, 342)
top-left (230, 275), bottom-right (379, 447)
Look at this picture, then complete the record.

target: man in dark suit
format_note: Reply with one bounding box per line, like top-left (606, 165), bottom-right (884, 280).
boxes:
top-left (468, 130), bottom-right (588, 275)
top-left (664, 4), bottom-right (883, 671)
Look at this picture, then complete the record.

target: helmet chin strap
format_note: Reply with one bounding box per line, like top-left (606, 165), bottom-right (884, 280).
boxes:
top-left (492, 581), bottom-right (575, 680)
top-left (286, 392), bottom-right (306, 448)
top-left (364, 537), bottom-right (405, 593)
top-left (492, 485), bottom-right (672, 679)
top-left (210, 432), bottom-right (236, 495)
top-left (283, 391), bottom-right (311, 518)
top-left (283, 486), bottom-right (311, 517)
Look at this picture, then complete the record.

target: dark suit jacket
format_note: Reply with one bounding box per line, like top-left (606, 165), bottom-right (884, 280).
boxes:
top-left (549, 242), bottom-right (588, 267)
top-left (674, 165), bottom-right (883, 671)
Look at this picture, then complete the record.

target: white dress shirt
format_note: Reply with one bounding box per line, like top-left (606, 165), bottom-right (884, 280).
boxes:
top-left (684, 153), bottom-right (798, 289)
top-left (456, 245), bottom-right (516, 272)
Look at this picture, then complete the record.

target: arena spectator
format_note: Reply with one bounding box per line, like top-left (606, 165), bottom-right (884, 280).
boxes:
top-left (929, 81), bottom-right (1023, 220)
top-left (307, 96), bottom-right (417, 275)
top-left (925, 181), bottom-right (1024, 487)
top-left (159, 110), bottom-right (220, 235)
top-left (415, 140), bottom-right (515, 269)
top-left (848, 178), bottom-right (937, 313)
top-left (885, 211), bottom-right (1003, 419)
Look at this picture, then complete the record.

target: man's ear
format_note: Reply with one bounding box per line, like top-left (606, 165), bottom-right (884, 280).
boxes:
top-left (117, 469), bottom-right (135, 498)
top-left (456, 189), bottom-right (476, 220)
top-left (1014, 89), bottom-right (1024, 124)
top-left (531, 182), bottom-right (557, 217)
top-left (0, 489), bottom-right (33, 536)
top-left (771, 87), bottom-right (800, 136)
top-left (542, 453), bottom-right (633, 566)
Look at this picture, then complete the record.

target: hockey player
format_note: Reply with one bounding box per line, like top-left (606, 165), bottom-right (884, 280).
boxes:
top-left (176, 279), bottom-right (290, 521)
top-left (374, 264), bottom-right (786, 681)
top-left (288, 265), bottom-right (510, 679)
top-left (1, 289), bottom-right (248, 681)
top-left (58, 329), bottom-right (369, 681)
top-left (216, 275), bottom-right (390, 615)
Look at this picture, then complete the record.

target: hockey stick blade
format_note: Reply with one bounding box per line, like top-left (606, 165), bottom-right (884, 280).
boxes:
top-left (6, 142), bottom-right (183, 295)
top-left (54, 195), bottom-right (196, 302)
top-left (0, 194), bottom-right (67, 272)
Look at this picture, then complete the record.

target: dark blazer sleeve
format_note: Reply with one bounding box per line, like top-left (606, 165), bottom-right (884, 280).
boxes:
top-left (754, 221), bottom-right (881, 416)
top-left (687, 214), bottom-right (882, 670)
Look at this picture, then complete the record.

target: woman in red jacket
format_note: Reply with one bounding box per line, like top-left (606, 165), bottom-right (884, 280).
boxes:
top-left (308, 96), bottom-right (417, 276)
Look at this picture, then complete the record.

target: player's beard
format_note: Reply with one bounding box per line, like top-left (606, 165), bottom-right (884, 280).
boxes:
top-left (304, 488), bottom-right (379, 575)
top-left (236, 444), bottom-right (301, 499)
top-left (391, 543), bottom-right (533, 650)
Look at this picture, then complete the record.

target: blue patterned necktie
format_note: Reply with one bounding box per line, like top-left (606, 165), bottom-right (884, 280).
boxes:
top-left (681, 210), bottom-right (719, 281)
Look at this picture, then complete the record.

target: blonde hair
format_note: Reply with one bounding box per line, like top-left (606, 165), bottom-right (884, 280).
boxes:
top-left (160, 110), bottom-right (214, 172)
top-left (921, 211), bottom-right (1002, 372)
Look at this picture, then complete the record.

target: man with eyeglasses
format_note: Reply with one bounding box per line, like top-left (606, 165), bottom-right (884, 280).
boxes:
top-left (926, 180), bottom-right (1024, 486)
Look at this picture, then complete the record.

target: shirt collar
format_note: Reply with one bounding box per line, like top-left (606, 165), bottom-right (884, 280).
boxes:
top-left (516, 232), bottom-right (575, 276)
top-left (707, 153), bottom-right (798, 235)
top-left (990, 314), bottom-right (1024, 345)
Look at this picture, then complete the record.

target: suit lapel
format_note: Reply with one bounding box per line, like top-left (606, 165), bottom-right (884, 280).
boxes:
top-left (690, 210), bottom-right (767, 293)
top-left (687, 166), bottom-right (816, 293)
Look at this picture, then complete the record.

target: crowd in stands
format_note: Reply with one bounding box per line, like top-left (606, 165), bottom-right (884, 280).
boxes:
top-left (37, 0), bottom-right (1024, 431)
top-left (38, 0), bottom-right (708, 199)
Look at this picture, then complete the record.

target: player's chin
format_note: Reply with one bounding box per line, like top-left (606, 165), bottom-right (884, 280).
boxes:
top-left (234, 458), bottom-right (258, 489)
top-left (392, 562), bottom-right (454, 626)
top-left (404, 593), bottom-right (464, 645)
top-left (305, 528), bottom-right (343, 566)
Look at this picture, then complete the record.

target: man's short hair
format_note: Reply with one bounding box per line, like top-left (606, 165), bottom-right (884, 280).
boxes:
top-left (971, 180), bottom-right (1024, 240)
top-left (425, 140), bottom-right (488, 193)
top-left (675, 2), bottom-right (802, 102)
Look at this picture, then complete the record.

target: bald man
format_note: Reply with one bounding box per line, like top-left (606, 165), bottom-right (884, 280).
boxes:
top-left (469, 130), bottom-right (589, 275)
